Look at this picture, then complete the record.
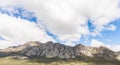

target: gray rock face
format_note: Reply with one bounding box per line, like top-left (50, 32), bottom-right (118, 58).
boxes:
top-left (21, 41), bottom-right (76, 59)
top-left (0, 41), bottom-right (119, 61)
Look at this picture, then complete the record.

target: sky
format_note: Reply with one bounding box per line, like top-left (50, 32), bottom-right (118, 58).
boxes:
top-left (0, 0), bottom-right (120, 51)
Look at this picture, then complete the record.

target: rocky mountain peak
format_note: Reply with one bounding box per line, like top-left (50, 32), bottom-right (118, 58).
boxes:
top-left (1, 41), bottom-right (41, 52)
top-left (23, 41), bottom-right (41, 47)
top-left (46, 41), bottom-right (54, 44)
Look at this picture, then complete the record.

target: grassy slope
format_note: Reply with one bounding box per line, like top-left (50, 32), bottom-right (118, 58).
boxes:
top-left (0, 56), bottom-right (119, 65)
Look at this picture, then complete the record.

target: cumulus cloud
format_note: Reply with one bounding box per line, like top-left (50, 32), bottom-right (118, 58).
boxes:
top-left (106, 24), bottom-right (117, 31)
top-left (0, 0), bottom-right (120, 46)
top-left (90, 39), bottom-right (105, 47)
top-left (108, 45), bottom-right (120, 52)
top-left (0, 40), bottom-right (16, 49)
top-left (90, 39), bottom-right (120, 51)
top-left (0, 13), bottom-right (53, 48)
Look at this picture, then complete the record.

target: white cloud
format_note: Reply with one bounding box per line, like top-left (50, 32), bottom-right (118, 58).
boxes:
top-left (106, 24), bottom-right (117, 31)
top-left (0, 0), bottom-right (120, 47)
top-left (90, 39), bottom-right (120, 51)
top-left (107, 44), bottom-right (120, 52)
top-left (90, 39), bottom-right (105, 47)
top-left (0, 13), bottom-right (53, 49)
top-left (0, 40), bottom-right (17, 49)
top-left (65, 42), bottom-right (76, 46)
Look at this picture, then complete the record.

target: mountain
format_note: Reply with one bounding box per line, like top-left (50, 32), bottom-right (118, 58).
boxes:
top-left (0, 41), bottom-right (120, 62)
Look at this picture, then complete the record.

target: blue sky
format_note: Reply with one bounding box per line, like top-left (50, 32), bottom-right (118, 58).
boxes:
top-left (102, 19), bottom-right (120, 45)
top-left (84, 19), bottom-right (120, 45)
top-left (0, 0), bottom-right (120, 51)
top-left (0, 36), bottom-right (5, 40)
top-left (0, 7), bottom-right (37, 23)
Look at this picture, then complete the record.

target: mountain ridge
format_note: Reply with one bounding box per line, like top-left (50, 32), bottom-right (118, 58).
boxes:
top-left (0, 41), bottom-right (120, 62)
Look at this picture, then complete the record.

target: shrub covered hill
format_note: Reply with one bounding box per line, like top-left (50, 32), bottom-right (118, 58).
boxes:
top-left (0, 41), bottom-right (120, 65)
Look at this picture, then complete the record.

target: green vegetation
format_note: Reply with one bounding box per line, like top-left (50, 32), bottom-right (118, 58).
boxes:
top-left (0, 56), bottom-right (119, 65)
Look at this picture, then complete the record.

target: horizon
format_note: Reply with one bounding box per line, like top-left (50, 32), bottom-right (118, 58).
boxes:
top-left (0, 0), bottom-right (120, 52)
